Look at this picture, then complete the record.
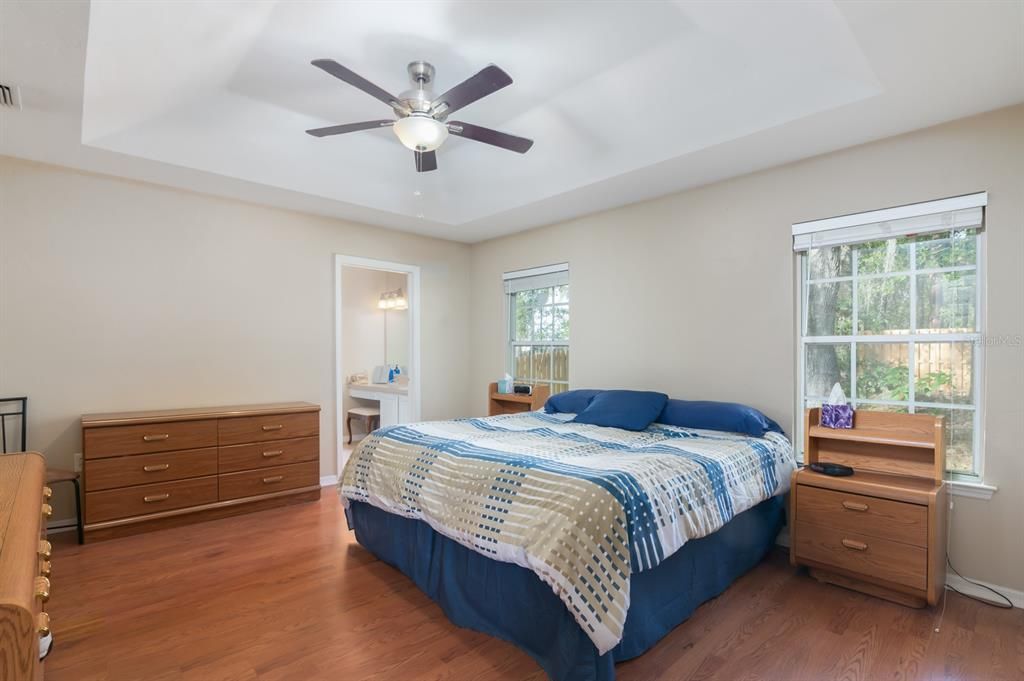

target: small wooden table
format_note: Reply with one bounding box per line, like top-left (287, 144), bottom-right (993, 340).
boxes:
top-left (487, 383), bottom-right (550, 416)
top-left (790, 407), bottom-right (947, 607)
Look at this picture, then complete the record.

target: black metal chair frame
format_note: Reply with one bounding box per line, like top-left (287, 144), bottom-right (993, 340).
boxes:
top-left (1, 396), bottom-right (84, 544)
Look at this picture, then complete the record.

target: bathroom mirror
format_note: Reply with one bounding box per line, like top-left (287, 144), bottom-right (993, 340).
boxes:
top-left (384, 273), bottom-right (409, 372)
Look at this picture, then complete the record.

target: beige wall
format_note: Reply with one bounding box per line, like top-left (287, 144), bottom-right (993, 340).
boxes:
top-left (469, 104), bottom-right (1024, 591)
top-left (0, 157), bottom-right (472, 521)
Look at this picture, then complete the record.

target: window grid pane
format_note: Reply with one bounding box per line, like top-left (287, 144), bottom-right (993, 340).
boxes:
top-left (800, 230), bottom-right (980, 476)
top-left (509, 283), bottom-right (569, 396)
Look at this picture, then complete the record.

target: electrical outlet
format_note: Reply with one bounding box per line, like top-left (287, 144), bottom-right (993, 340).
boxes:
top-left (73, 452), bottom-right (83, 473)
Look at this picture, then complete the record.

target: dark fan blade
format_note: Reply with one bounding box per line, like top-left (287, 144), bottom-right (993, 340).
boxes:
top-left (447, 121), bottom-right (533, 154)
top-left (431, 65), bottom-right (512, 116)
top-left (306, 120), bottom-right (394, 137)
top-left (415, 150), bottom-right (438, 172)
top-left (311, 59), bottom-right (402, 109)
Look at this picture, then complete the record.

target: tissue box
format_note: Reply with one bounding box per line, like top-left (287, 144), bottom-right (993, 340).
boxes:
top-left (821, 404), bottom-right (854, 429)
top-left (497, 379), bottom-right (513, 394)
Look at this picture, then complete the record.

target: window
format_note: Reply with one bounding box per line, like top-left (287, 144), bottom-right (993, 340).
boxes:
top-left (795, 195), bottom-right (985, 478)
top-left (505, 264), bottom-right (569, 395)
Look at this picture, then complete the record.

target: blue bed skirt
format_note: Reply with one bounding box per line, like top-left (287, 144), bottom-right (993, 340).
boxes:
top-left (347, 496), bottom-right (784, 681)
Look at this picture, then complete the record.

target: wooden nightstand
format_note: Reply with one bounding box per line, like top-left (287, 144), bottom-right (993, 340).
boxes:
top-left (487, 383), bottom-right (550, 416)
top-left (790, 408), bottom-right (948, 607)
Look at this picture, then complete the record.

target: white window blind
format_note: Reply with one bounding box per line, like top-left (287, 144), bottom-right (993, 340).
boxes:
top-left (503, 263), bottom-right (569, 293)
top-left (793, 192), bottom-right (987, 251)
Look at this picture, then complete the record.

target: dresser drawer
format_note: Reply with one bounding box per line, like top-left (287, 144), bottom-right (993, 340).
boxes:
top-left (84, 420), bottom-right (218, 459)
top-left (796, 484), bottom-right (927, 547)
top-left (85, 448), bottom-right (218, 491)
top-left (218, 412), bottom-right (318, 446)
top-left (219, 437), bottom-right (318, 473)
top-left (86, 476), bottom-right (218, 523)
top-left (794, 521), bottom-right (927, 591)
top-left (218, 461), bottom-right (319, 500)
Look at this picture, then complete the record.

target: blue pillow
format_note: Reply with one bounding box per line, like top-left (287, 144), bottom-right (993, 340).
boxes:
top-left (657, 399), bottom-right (784, 438)
top-left (573, 390), bottom-right (668, 432)
top-left (544, 389), bottom-right (603, 414)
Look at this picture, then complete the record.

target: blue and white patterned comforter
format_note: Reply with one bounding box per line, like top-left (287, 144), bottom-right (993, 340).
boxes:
top-left (340, 411), bottom-right (794, 654)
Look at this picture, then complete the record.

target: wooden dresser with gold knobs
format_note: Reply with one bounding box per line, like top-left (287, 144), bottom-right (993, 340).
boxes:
top-left (0, 452), bottom-right (51, 681)
top-left (81, 402), bottom-right (321, 542)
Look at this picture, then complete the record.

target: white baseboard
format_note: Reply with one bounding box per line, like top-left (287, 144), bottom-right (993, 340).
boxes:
top-left (320, 475), bottom-right (339, 488)
top-left (946, 573), bottom-right (1023, 608)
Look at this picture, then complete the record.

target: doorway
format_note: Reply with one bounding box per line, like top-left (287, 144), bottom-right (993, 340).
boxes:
top-left (334, 255), bottom-right (421, 475)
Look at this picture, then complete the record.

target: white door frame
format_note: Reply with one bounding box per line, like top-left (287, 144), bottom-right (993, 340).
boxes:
top-left (334, 254), bottom-right (422, 476)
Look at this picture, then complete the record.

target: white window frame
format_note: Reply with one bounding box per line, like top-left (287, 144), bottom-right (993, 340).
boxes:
top-left (796, 231), bottom-right (986, 481)
top-left (504, 264), bottom-right (569, 394)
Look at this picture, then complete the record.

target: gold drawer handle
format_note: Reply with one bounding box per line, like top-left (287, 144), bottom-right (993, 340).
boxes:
top-left (841, 501), bottom-right (869, 512)
top-left (262, 450), bottom-right (284, 458)
top-left (40, 559), bottom-right (52, 577)
top-left (261, 424), bottom-right (284, 432)
top-left (41, 503), bottom-right (53, 519)
top-left (143, 464), bottom-right (170, 472)
top-left (262, 475), bottom-right (284, 484)
top-left (43, 486), bottom-right (53, 500)
top-left (841, 538), bottom-right (868, 551)
top-left (38, 540), bottom-right (52, 560)
top-left (38, 612), bottom-right (50, 636)
top-left (144, 493), bottom-right (170, 503)
top-left (35, 576), bottom-right (50, 602)
top-left (143, 434), bottom-right (170, 442)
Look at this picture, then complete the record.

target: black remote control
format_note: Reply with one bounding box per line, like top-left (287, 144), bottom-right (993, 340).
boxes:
top-left (809, 462), bottom-right (854, 477)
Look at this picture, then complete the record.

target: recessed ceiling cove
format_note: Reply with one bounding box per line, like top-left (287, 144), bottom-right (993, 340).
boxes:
top-left (80, 1), bottom-right (880, 227)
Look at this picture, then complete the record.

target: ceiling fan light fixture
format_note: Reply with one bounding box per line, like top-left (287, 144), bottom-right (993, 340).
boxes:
top-left (393, 114), bottom-right (448, 152)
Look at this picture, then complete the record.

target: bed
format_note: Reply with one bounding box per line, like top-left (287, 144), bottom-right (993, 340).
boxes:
top-left (339, 400), bottom-right (794, 681)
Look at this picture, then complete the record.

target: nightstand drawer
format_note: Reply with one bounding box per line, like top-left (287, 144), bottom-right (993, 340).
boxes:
top-left (794, 521), bottom-right (927, 591)
top-left (797, 484), bottom-right (927, 547)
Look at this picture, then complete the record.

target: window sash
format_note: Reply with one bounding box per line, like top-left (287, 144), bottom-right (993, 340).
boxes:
top-left (797, 231), bottom-right (983, 479)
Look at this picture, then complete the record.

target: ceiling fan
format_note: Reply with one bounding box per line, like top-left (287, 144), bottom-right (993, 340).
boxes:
top-left (306, 59), bottom-right (533, 172)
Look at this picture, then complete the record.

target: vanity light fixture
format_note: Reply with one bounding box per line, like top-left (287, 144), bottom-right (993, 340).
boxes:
top-left (378, 288), bottom-right (409, 310)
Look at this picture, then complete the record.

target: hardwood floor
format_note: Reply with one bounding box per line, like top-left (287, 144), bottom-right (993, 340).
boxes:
top-left (46, 493), bottom-right (1023, 681)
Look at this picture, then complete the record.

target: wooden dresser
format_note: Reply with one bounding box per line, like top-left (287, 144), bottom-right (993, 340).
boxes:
top-left (0, 452), bottom-right (51, 681)
top-left (790, 408), bottom-right (947, 607)
top-left (81, 402), bottom-right (321, 542)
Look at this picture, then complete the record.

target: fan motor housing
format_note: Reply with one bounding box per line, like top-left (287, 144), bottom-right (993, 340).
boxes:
top-left (397, 61), bottom-right (437, 115)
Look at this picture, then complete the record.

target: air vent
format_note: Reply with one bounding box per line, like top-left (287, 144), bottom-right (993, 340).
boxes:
top-left (0, 84), bottom-right (22, 110)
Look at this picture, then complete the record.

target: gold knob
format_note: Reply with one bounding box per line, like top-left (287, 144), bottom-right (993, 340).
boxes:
top-left (143, 433), bottom-right (170, 442)
top-left (42, 486), bottom-right (53, 500)
top-left (38, 540), bottom-right (52, 560)
top-left (38, 612), bottom-right (50, 636)
top-left (143, 493), bottom-right (170, 503)
top-left (262, 450), bottom-right (284, 458)
top-left (261, 424), bottom-right (284, 432)
top-left (40, 559), bottom-right (52, 577)
top-left (143, 464), bottom-right (170, 472)
top-left (35, 576), bottom-right (50, 602)
top-left (262, 475), bottom-right (284, 484)
top-left (41, 503), bottom-right (53, 519)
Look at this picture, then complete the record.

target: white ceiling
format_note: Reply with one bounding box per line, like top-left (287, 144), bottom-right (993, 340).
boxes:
top-left (0, 1), bottom-right (1021, 243)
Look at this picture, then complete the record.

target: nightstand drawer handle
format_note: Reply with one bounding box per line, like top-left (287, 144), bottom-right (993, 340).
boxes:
top-left (143, 434), bottom-right (170, 442)
top-left (841, 501), bottom-right (869, 512)
top-left (841, 539), bottom-right (868, 551)
top-left (262, 475), bottom-right (284, 484)
top-left (261, 424), bottom-right (284, 432)
top-left (262, 450), bottom-right (284, 458)
top-left (144, 493), bottom-right (170, 503)
top-left (143, 464), bottom-right (170, 472)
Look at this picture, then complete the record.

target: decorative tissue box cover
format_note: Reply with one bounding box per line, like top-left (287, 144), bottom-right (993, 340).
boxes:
top-left (821, 404), bottom-right (854, 429)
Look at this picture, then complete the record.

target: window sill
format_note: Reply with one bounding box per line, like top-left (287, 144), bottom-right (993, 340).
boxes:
top-left (948, 479), bottom-right (997, 500)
